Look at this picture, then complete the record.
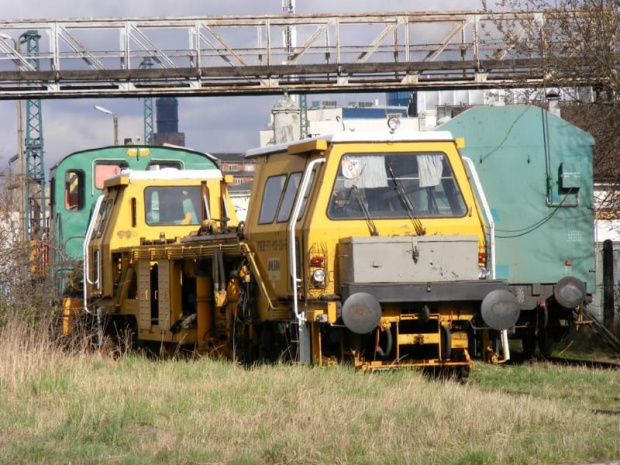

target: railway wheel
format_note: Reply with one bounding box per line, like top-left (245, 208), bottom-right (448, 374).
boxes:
top-left (259, 325), bottom-right (276, 362)
top-left (440, 325), bottom-right (452, 360)
top-left (457, 364), bottom-right (471, 382)
top-left (538, 330), bottom-right (554, 358)
top-left (522, 334), bottom-right (537, 359)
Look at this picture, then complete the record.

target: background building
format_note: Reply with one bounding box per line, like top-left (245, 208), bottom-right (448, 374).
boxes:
top-left (153, 97), bottom-right (186, 147)
top-left (214, 152), bottom-right (256, 186)
top-left (213, 153), bottom-right (256, 222)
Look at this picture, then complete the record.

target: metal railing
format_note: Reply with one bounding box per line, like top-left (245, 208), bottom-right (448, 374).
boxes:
top-left (0, 11), bottom-right (561, 98)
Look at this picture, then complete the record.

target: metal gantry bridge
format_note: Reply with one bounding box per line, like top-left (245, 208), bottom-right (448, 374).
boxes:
top-left (0, 9), bottom-right (580, 244)
top-left (0, 11), bottom-right (558, 99)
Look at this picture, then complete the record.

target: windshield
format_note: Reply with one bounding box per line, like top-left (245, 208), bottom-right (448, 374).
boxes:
top-left (145, 186), bottom-right (202, 225)
top-left (328, 152), bottom-right (466, 220)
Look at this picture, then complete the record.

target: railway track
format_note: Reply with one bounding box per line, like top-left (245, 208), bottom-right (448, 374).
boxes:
top-left (507, 352), bottom-right (619, 370)
top-left (543, 356), bottom-right (620, 371)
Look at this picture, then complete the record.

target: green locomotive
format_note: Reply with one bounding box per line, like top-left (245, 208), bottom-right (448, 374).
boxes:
top-left (49, 145), bottom-right (219, 297)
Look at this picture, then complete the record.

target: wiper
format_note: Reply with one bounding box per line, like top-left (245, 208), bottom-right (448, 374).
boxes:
top-left (387, 162), bottom-right (425, 236)
top-left (426, 187), bottom-right (440, 215)
top-left (349, 186), bottom-right (379, 236)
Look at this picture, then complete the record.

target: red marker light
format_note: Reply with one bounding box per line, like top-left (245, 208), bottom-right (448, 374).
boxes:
top-left (310, 256), bottom-right (324, 266)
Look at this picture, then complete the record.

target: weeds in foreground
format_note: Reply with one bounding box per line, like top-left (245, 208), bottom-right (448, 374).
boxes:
top-left (0, 308), bottom-right (619, 465)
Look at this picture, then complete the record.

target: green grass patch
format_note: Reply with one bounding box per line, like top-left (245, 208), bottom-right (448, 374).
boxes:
top-left (1, 318), bottom-right (619, 464)
top-left (472, 362), bottom-right (620, 410)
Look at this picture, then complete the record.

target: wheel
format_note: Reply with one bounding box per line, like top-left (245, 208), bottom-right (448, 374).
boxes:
top-left (375, 325), bottom-right (393, 359)
top-left (457, 365), bottom-right (471, 383)
top-left (259, 324), bottom-right (276, 362)
top-left (538, 330), bottom-right (554, 358)
top-left (522, 334), bottom-right (537, 359)
top-left (440, 325), bottom-right (452, 360)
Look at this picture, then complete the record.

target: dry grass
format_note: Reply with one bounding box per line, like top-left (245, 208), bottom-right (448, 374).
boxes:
top-left (0, 316), bottom-right (619, 464)
top-left (557, 321), bottom-right (620, 362)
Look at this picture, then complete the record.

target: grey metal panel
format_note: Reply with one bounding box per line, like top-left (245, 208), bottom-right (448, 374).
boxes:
top-left (510, 284), bottom-right (555, 309)
top-left (340, 280), bottom-right (508, 303)
top-left (339, 235), bottom-right (479, 284)
top-left (137, 260), bottom-right (151, 330)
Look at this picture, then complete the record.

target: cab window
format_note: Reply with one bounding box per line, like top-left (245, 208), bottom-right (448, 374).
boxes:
top-left (94, 161), bottom-right (128, 189)
top-left (145, 186), bottom-right (202, 225)
top-left (297, 170), bottom-right (315, 219)
top-left (147, 161), bottom-right (183, 170)
top-left (277, 172), bottom-right (302, 222)
top-left (96, 199), bottom-right (114, 238)
top-left (328, 152), bottom-right (466, 219)
top-left (64, 170), bottom-right (85, 211)
top-left (258, 175), bottom-right (286, 224)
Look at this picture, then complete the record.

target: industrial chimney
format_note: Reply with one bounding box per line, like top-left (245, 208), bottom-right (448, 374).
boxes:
top-left (153, 97), bottom-right (186, 146)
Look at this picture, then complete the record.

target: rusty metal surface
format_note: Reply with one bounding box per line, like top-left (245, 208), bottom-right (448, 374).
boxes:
top-left (0, 11), bottom-right (577, 98)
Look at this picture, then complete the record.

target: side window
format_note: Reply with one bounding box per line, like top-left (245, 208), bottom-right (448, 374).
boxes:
top-left (131, 198), bottom-right (137, 228)
top-left (146, 190), bottom-right (160, 224)
top-left (94, 161), bottom-right (128, 189)
top-left (201, 182), bottom-right (211, 221)
top-left (147, 161), bottom-right (182, 171)
top-left (50, 177), bottom-right (56, 210)
top-left (96, 199), bottom-right (114, 238)
top-left (298, 171), bottom-right (315, 219)
top-left (258, 175), bottom-right (286, 224)
top-left (65, 170), bottom-right (85, 211)
top-left (277, 172), bottom-right (302, 223)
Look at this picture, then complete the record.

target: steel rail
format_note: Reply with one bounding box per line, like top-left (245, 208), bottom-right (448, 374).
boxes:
top-left (544, 356), bottom-right (620, 371)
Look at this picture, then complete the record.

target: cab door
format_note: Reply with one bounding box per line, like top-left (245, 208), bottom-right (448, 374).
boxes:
top-left (247, 156), bottom-right (308, 298)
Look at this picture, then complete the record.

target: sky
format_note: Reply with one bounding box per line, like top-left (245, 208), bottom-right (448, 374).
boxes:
top-left (0, 0), bottom-right (487, 170)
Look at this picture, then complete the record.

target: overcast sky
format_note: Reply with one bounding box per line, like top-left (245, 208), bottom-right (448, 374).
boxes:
top-left (0, 0), bottom-right (489, 170)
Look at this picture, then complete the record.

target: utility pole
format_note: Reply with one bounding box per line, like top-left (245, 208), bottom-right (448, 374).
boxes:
top-left (17, 99), bottom-right (24, 239)
top-left (282, 0), bottom-right (308, 139)
top-left (140, 58), bottom-right (155, 144)
top-left (0, 33), bottom-right (28, 243)
top-left (20, 30), bottom-right (46, 243)
top-left (94, 105), bottom-right (119, 146)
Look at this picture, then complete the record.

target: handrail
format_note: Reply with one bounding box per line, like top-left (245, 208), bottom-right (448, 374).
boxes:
top-left (288, 157), bottom-right (325, 321)
top-left (82, 194), bottom-right (104, 314)
top-left (463, 157), bottom-right (510, 361)
top-left (462, 156), bottom-right (495, 279)
top-left (240, 243), bottom-right (287, 314)
top-left (287, 156), bottom-right (325, 364)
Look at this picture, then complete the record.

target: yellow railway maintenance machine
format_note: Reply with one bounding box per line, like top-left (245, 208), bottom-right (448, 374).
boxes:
top-left (79, 123), bottom-right (520, 375)
top-left (64, 168), bottom-right (238, 345)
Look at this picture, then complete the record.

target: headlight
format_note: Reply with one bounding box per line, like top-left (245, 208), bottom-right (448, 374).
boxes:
top-left (387, 115), bottom-right (401, 133)
top-left (478, 267), bottom-right (489, 279)
top-left (312, 269), bottom-right (326, 286)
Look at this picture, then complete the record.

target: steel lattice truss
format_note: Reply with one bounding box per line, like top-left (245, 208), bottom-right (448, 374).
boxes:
top-left (0, 11), bottom-right (573, 99)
